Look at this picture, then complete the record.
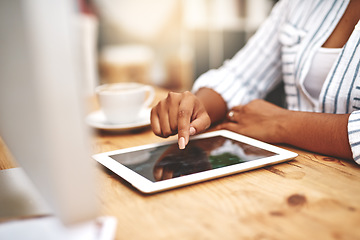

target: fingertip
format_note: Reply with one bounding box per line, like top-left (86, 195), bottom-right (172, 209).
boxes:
top-left (150, 112), bottom-right (161, 136)
top-left (189, 126), bottom-right (196, 136)
top-left (190, 115), bottom-right (211, 134)
top-left (178, 137), bottom-right (186, 150)
top-left (178, 125), bottom-right (191, 146)
top-left (150, 120), bottom-right (160, 135)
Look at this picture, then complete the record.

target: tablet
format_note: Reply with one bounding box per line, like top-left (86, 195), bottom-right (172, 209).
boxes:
top-left (93, 130), bottom-right (298, 193)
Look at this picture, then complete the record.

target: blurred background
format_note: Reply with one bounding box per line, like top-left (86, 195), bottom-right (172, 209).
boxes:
top-left (79, 0), bottom-right (277, 94)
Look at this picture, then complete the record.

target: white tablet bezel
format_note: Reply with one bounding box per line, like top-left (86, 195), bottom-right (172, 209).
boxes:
top-left (93, 130), bottom-right (298, 194)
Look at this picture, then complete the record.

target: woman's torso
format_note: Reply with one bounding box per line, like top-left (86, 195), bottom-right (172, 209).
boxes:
top-left (280, 0), bottom-right (360, 113)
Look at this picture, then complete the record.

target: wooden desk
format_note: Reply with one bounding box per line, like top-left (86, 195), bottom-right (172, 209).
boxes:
top-left (1, 87), bottom-right (360, 239)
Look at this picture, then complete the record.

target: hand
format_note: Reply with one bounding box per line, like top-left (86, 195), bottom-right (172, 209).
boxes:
top-left (216, 99), bottom-right (289, 143)
top-left (216, 99), bottom-right (352, 160)
top-left (151, 91), bottom-right (211, 149)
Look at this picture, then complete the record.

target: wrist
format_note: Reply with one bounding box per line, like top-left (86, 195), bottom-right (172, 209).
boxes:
top-left (276, 109), bottom-right (296, 144)
top-left (196, 88), bottom-right (227, 124)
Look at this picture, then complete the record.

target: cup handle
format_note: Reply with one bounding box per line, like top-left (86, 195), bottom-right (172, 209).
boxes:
top-left (143, 86), bottom-right (155, 109)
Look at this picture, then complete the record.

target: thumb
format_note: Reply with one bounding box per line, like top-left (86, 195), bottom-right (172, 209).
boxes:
top-left (189, 112), bottom-right (211, 135)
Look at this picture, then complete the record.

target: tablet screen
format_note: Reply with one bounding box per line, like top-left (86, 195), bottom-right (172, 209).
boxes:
top-left (109, 136), bottom-right (277, 182)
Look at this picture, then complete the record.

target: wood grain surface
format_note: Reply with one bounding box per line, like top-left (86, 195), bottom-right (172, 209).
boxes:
top-left (95, 135), bottom-right (360, 240)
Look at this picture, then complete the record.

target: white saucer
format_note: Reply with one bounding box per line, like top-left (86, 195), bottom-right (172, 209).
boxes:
top-left (86, 108), bottom-right (151, 132)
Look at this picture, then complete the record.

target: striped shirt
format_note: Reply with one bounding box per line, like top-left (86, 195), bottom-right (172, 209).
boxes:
top-left (192, 0), bottom-right (360, 164)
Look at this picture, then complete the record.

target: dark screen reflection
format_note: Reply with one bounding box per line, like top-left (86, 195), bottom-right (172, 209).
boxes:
top-left (110, 136), bottom-right (277, 182)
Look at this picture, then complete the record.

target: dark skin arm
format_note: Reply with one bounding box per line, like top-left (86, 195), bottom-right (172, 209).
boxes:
top-left (217, 99), bottom-right (353, 160)
top-left (151, 89), bottom-right (353, 160)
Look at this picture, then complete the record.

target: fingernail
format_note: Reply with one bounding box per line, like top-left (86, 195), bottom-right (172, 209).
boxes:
top-left (189, 126), bottom-right (196, 136)
top-left (178, 137), bottom-right (186, 150)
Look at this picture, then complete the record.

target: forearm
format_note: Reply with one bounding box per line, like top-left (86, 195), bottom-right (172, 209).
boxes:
top-left (195, 87), bottom-right (228, 125)
top-left (282, 111), bottom-right (352, 160)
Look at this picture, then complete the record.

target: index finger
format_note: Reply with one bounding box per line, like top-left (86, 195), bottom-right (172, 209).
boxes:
top-left (177, 97), bottom-right (195, 149)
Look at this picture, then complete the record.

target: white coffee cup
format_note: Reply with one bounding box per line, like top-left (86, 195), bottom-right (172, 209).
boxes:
top-left (96, 82), bottom-right (155, 124)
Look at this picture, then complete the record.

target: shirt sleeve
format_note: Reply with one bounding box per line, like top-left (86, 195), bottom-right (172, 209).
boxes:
top-left (192, 0), bottom-right (289, 110)
top-left (348, 111), bottom-right (360, 164)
